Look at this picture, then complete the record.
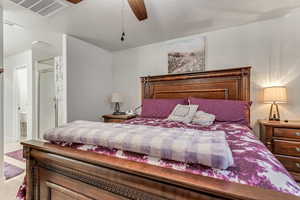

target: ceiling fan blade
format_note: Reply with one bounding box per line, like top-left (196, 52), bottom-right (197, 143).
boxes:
top-left (127, 0), bottom-right (148, 21)
top-left (65, 0), bottom-right (83, 4)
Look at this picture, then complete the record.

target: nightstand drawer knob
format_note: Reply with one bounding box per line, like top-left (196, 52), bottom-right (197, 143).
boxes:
top-left (296, 163), bottom-right (300, 168)
top-left (296, 132), bottom-right (300, 136)
top-left (296, 147), bottom-right (300, 152)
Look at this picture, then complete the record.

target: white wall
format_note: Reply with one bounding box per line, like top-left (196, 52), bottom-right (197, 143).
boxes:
top-left (4, 50), bottom-right (33, 142)
top-left (64, 35), bottom-right (113, 122)
top-left (0, 6), bottom-right (4, 179)
top-left (112, 10), bottom-right (300, 135)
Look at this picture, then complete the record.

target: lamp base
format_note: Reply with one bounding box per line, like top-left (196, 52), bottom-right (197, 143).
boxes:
top-left (269, 118), bottom-right (280, 121)
top-left (113, 103), bottom-right (125, 115)
top-left (269, 102), bottom-right (280, 121)
top-left (112, 111), bottom-right (126, 115)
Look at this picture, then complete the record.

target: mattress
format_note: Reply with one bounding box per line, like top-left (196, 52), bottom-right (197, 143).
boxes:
top-left (17, 117), bottom-right (300, 199)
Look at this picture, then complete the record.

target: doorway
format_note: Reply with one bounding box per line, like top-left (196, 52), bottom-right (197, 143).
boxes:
top-left (37, 59), bottom-right (57, 139)
top-left (14, 66), bottom-right (28, 141)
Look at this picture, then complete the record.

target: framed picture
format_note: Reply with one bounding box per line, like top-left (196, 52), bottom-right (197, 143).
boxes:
top-left (167, 36), bottom-right (206, 74)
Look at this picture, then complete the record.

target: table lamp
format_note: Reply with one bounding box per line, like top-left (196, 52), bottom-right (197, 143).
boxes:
top-left (111, 93), bottom-right (123, 115)
top-left (263, 86), bottom-right (287, 121)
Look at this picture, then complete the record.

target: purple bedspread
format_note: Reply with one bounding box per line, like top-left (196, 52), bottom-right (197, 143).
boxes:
top-left (17, 118), bottom-right (300, 199)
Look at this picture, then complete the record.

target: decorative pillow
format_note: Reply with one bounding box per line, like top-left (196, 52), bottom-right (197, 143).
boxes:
top-left (189, 97), bottom-right (252, 126)
top-left (141, 98), bottom-right (187, 118)
top-left (167, 104), bottom-right (198, 124)
top-left (192, 111), bottom-right (216, 126)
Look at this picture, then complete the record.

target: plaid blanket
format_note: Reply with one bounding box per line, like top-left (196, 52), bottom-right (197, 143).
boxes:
top-left (43, 120), bottom-right (234, 169)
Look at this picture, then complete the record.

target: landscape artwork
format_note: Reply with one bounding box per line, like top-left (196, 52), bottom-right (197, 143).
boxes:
top-left (167, 36), bottom-right (206, 74)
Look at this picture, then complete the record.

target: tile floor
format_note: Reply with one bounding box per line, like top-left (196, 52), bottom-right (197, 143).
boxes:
top-left (0, 142), bottom-right (25, 200)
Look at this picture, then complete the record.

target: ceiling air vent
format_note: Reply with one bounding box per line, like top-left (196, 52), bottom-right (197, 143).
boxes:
top-left (9, 0), bottom-right (69, 17)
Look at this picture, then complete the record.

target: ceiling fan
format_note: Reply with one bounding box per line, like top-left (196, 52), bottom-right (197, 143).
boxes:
top-left (65, 0), bottom-right (148, 21)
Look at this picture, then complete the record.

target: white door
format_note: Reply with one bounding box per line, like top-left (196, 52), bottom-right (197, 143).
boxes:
top-left (38, 70), bottom-right (55, 139)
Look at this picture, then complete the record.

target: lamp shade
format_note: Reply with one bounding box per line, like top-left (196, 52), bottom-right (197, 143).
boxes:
top-left (111, 93), bottom-right (122, 103)
top-left (263, 86), bottom-right (287, 103)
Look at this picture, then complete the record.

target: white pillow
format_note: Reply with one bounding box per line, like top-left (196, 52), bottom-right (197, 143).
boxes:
top-left (192, 111), bottom-right (215, 126)
top-left (167, 104), bottom-right (198, 124)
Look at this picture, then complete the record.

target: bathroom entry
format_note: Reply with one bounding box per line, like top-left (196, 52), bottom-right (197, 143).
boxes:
top-left (15, 66), bottom-right (28, 141)
top-left (37, 58), bottom-right (57, 139)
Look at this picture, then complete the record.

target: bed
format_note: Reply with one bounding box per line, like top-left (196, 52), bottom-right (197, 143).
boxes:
top-left (20, 66), bottom-right (300, 200)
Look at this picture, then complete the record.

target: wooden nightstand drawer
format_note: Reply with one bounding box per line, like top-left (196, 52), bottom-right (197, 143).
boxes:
top-left (102, 114), bottom-right (137, 123)
top-left (274, 128), bottom-right (300, 139)
top-left (274, 140), bottom-right (300, 157)
top-left (259, 120), bottom-right (300, 182)
top-left (276, 155), bottom-right (300, 173)
top-left (104, 118), bottom-right (125, 123)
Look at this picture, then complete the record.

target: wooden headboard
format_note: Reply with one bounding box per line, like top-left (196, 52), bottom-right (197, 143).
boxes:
top-left (141, 66), bottom-right (251, 120)
top-left (141, 66), bottom-right (251, 101)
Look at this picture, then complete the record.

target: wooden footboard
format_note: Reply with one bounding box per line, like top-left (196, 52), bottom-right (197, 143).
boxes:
top-left (22, 140), bottom-right (300, 200)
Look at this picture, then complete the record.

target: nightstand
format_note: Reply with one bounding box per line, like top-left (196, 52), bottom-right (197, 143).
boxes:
top-left (259, 120), bottom-right (300, 182)
top-left (102, 114), bottom-right (137, 123)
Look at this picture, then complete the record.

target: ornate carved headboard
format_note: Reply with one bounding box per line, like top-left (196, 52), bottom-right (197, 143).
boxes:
top-left (140, 66), bottom-right (251, 120)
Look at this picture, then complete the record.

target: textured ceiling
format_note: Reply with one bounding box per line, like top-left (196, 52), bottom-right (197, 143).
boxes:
top-left (4, 23), bottom-right (62, 58)
top-left (3, 0), bottom-right (300, 56)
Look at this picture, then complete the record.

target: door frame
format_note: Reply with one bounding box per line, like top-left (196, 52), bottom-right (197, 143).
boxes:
top-left (37, 67), bottom-right (56, 139)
